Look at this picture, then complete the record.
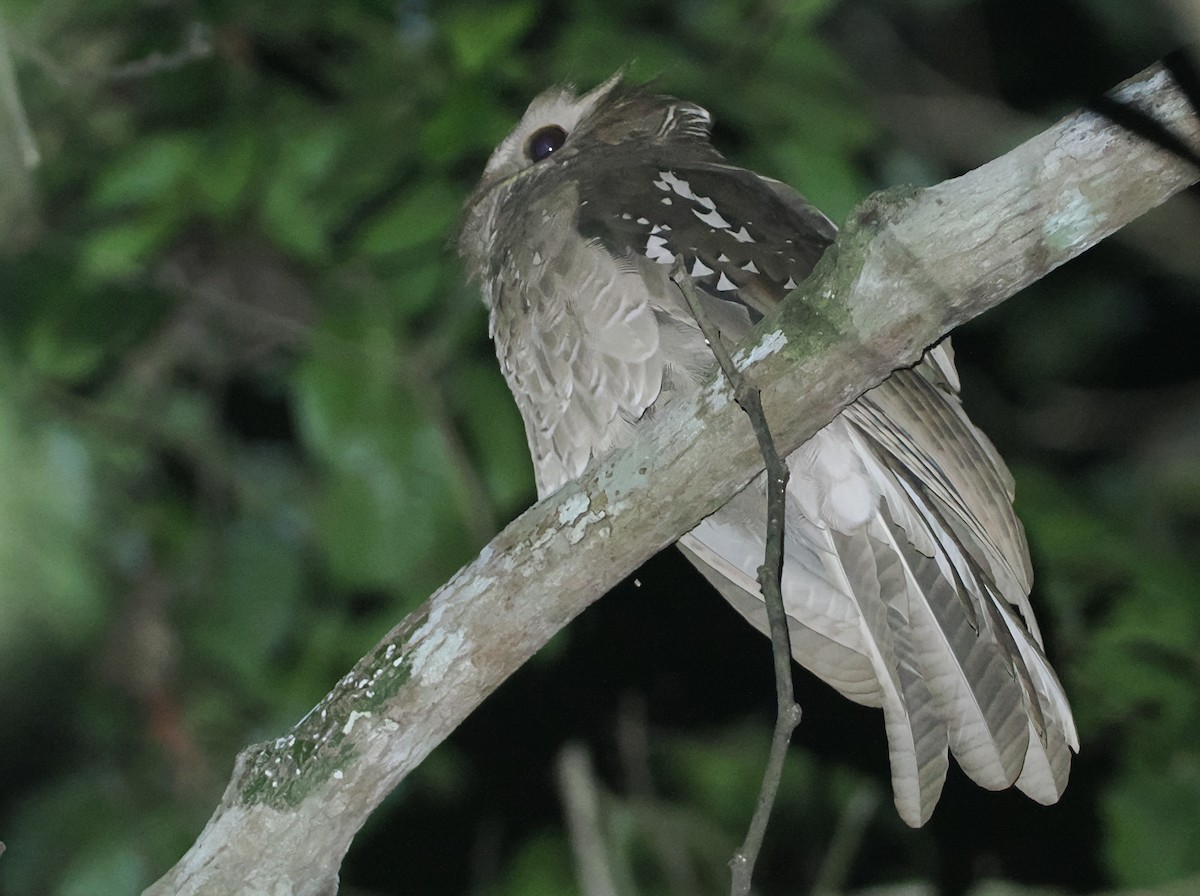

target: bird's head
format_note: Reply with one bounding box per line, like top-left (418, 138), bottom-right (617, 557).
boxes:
top-left (470, 71), bottom-right (715, 199)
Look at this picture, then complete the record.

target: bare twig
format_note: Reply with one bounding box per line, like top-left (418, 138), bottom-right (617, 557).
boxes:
top-left (669, 259), bottom-right (801, 895)
top-left (616, 695), bottom-right (703, 896)
top-left (0, 14), bottom-right (39, 168)
top-left (103, 23), bottom-right (212, 83)
top-left (557, 743), bottom-right (621, 896)
top-left (9, 22), bottom-right (211, 89)
top-left (810, 785), bottom-right (881, 896)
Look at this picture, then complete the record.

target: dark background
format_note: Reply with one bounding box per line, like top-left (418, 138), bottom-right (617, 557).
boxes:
top-left (1, 1), bottom-right (1198, 893)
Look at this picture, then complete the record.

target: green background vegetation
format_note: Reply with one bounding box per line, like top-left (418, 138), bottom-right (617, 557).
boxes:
top-left (1, 0), bottom-right (1198, 893)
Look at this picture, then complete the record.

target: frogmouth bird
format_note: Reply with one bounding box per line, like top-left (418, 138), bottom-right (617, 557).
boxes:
top-left (457, 73), bottom-right (1078, 827)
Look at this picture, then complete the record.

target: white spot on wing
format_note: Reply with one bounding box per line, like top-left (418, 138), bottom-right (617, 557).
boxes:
top-left (659, 170), bottom-right (698, 201)
top-left (715, 272), bottom-right (737, 291)
top-left (741, 260), bottom-right (759, 273)
top-left (730, 226), bottom-right (755, 243)
top-left (784, 277), bottom-right (797, 290)
top-left (691, 258), bottom-right (714, 277)
top-left (694, 207), bottom-right (732, 229)
top-left (646, 234), bottom-right (674, 264)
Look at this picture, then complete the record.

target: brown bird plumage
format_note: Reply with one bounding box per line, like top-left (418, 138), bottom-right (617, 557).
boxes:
top-left (457, 73), bottom-right (1077, 826)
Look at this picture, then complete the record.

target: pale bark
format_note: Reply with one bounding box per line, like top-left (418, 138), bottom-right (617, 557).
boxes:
top-left (144, 62), bottom-right (1199, 896)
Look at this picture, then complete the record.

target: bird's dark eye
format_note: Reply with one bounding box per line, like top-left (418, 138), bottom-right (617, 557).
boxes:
top-left (526, 125), bottom-right (567, 162)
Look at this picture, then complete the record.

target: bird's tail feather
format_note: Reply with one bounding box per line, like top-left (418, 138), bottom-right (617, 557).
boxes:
top-left (827, 524), bottom-right (950, 826)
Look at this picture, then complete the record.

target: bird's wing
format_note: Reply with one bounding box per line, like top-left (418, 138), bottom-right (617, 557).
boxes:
top-left (495, 156), bottom-right (833, 495)
top-left (845, 350), bottom-right (1078, 808)
top-left (499, 153), bottom-right (1077, 825)
top-left (616, 162), bottom-right (1078, 826)
top-left (679, 348), bottom-right (1077, 826)
top-left (576, 158), bottom-right (835, 318)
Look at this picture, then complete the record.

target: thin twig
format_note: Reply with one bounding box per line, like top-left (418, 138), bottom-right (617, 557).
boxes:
top-left (0, 14), bottom-right (39, 168)
top-left (616, 694), bottom-right (703, 896)
top-left (556, 743), bottom-right (621, 896)
top-left (810, 785), bottom-right (881, 896)
top-left (103, 23), bottom-right (212, 83)
top-left (9, 22), bottom-right (211, 89)
top-left (669, 258), bottom-right (801, 896)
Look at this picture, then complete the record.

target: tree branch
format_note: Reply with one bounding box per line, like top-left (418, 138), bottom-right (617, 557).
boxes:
top-left (144, 61), bottom-right (1200, 896)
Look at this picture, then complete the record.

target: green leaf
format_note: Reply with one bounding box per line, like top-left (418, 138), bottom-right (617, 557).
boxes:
top-left (91, 134), bottom-right (200, 210)
top-left (381, 257), bottom-right (446, 320)
top-left (261, 181), bottom-right (329, 259)
top-left (766, 140), bottom-right (869, 223)
top-left (20, 277), bottom-right (170, 382)
top-left (498, 832), bottom-right (579, 896)
top-left (58, 843), bottom-right (148, 896)
top-left (294, 315), bottom-right (467, 590)
top-left (258, 125), bottom-right (348, 259)
top-left (278, 122), bottom-right (347, 184)
top-left (25, 318), bottom-right (106, 381)
top-left (1104, 763), bottom-right (1200, 886)
top-left (77, 213), bottom-right (177, 280)
top-left (194, 514), bottom-right (306, 683)
top-left (356, 180), bottom-right (461, 256)
top-left (0, 394), bottom-right (104, 660)
top-left (442, 1), bottom-right (536, 72)
top-left (195, 130), bottom-right (261, 219)
top-left (450, 360), bottom-right (534, 511)
top-left (419, 84), bottom-right (517, 165)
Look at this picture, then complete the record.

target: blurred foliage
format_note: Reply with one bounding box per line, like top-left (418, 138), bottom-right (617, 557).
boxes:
top-left (0, 0), bottom-right (1198, 894)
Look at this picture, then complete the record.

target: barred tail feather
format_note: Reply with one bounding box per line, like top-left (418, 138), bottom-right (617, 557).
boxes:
top-left (828, 526), bottom-right (950, 825)
top-left (998, 599), bottom-right (1078, 802)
